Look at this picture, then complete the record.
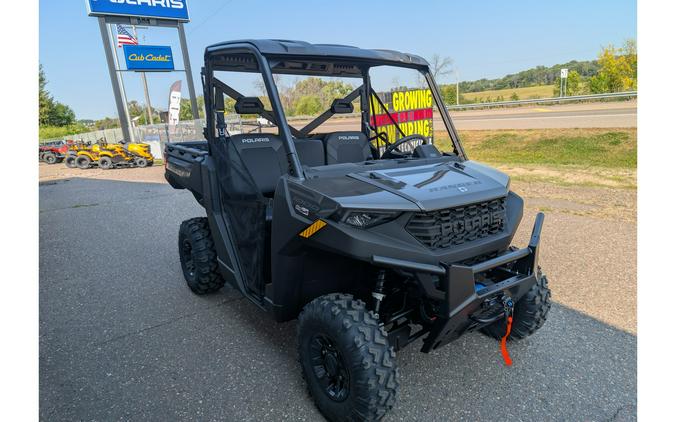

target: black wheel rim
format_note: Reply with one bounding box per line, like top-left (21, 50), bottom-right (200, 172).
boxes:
top-left (309, 334), bottom-right (350, 402)
top-left (181, 239), bottom-right (195, 278)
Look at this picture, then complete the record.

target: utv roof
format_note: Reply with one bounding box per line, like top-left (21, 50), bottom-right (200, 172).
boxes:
top-left (205, 39), bottom-right (430, 71)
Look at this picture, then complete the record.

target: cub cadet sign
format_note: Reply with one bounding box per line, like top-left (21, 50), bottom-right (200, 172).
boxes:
top-left (123, 45), bottom-right (174, 71)
top-left (370, 89), bottom-right (434, 148)
top-left (87, 0), bottom-right (190, 21)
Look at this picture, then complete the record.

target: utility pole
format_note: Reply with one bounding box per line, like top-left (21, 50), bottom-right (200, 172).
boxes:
top-left (132, 26), bottom-right (154, 126)
top-left (177, 22), bottom-right (200, 121)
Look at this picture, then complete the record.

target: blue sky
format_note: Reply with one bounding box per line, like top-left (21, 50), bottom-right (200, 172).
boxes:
top-left (39, 0), bottom-right (636, 120)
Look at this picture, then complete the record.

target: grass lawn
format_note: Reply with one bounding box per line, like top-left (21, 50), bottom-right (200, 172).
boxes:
top-left (435, 128), bottom-right (637, 189)
top-left (461, 85), bottom-right (555, 102)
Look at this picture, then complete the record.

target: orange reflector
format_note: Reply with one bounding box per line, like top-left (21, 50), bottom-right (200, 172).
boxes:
top-left (299, 220), bottom-right (327, 238)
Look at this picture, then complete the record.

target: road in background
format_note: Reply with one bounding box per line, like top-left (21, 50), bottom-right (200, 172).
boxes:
top-left (39, 168), bottom-right (636, 421)
top-left (307, 100), bottom-right (637, 132)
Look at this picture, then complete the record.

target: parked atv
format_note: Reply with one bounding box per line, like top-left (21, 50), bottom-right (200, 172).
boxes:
top-left (165, 40), bottom-right (551, 422)
top-left (73, 141), bottom-right (134, 169)
top-left (96, 142), bottom-right (136, 169)
top-left (39, 142), bottom-right (68, 164)
top-left (64, 141), bottom-right (89, 168)
top-left (121, 141), bottom-right (154, 167)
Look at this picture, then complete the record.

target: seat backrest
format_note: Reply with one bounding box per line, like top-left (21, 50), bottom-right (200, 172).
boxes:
top-left (323, 131), bottom-right (372, 164)
top-left (229, 134), bottom-right (286, 195)
top-left (294, 138), bottom-right (325, 167)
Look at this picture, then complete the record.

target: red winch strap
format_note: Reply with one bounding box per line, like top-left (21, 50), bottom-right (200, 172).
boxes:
top-left (500, 316), bottom-right (513, 366)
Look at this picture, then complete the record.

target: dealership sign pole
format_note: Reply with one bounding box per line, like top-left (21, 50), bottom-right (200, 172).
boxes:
top-left (131, 25), bottom-right (154, 126)
top-left (87, 0), bottom-right (198, 141)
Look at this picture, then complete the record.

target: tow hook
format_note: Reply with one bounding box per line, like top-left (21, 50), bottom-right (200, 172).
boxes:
top-left (503, 296), bottom-right (514, 316)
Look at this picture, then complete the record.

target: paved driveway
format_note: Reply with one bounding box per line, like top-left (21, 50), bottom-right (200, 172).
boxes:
top-left (39, 176), bottom-right (636, 421)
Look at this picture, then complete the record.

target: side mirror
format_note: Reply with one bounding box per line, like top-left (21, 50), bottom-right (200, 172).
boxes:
top-left (330, 98), bottom-right (354, 114)
top-left (235, 97), bottom-right (265, 115)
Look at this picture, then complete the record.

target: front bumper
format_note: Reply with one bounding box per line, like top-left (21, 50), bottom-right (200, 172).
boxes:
top-left (373, 213), bottom-right (545, 353)
top-left (423, 212), bottom-right (544, 352)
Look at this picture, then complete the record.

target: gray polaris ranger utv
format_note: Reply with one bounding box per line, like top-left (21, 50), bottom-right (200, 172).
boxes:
top-left (165, 39), bottom-right (551, 421)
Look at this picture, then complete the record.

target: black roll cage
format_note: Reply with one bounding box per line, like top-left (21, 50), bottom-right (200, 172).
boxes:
top-left (202, 43), bottom-right (467, 182)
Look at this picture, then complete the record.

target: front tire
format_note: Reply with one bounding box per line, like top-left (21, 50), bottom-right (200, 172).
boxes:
top-left (135, 157), bottom-right (149, 168)
top-left (99, 156), bottom-right (113, 170)
top-left (178, 217), bottom-right (225, 294)
top-left (65, 156), bottom-right (77, 168)
top-left (76, 155), bottom-right (91, 169)
top-left (482, 270), bottom-right (552, 340)
top-left (298, 293), bottom-right (400, 422)
top-left (44, 152), bottom-right (57, 164)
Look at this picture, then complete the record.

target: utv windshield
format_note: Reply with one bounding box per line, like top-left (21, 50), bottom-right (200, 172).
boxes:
top-left (265, 64), bottom-right (462, 157)
top-left (207, 51), bottom-right (464, 162)
top-left (367, 65), bottom-right (457, 155)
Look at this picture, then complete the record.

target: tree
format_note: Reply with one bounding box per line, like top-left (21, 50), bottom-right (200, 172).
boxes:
top-left (589, 39), bottom-right (637, 93)
top-left (95, 117), bottom-right (120, 130)
top-left (439, 84), bottom-right (457, 105)
top-left (39, 65), bottom-right (53, 126)
top-left (48, 103), bottom-right (76, 126)
top-left (294, 95), bottom-right (322, 116)
top-left (429, 54), bottom-right (454, 82)
top-left (279, 77), bottom-right (354, 116)
top-left (39, 64), bottom-right (77, 127)
top-left (510, 92), bottom-right (520, 101)
top-left (179, 96), bottom-right (207, 120)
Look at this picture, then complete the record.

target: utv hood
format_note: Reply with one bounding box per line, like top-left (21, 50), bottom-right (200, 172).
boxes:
top-left (300, 160), bottom-right (510, 212)
top-left (348, 161), bottom-right (509, 211)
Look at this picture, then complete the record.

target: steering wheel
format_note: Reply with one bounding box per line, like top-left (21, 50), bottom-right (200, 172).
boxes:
top-left (381, 134), bottom-right (428, 159)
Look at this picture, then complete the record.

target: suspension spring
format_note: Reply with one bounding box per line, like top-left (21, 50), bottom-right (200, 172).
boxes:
top-left (372, 270), bottom-right (386, 317)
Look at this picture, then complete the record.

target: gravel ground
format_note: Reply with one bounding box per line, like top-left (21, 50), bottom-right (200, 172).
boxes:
top-left (39, 164), bottom-right (636, 421)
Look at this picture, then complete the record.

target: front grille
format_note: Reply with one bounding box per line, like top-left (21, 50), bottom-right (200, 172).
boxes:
top-left (406, 198), bottom-right (506, 249)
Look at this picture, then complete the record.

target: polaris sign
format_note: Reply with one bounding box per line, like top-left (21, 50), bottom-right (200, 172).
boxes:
top-left (87, 0), bottom-right (190, 22)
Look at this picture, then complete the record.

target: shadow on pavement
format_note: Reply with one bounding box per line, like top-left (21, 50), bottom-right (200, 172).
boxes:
top-left (39, 178), bottom-right (636, 422)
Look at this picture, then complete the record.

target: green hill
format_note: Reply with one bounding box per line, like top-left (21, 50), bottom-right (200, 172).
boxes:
top-left (459, 60), bottom-right (600, 93)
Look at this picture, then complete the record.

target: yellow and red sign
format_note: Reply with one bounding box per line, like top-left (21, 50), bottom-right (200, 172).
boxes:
top-left (370, 89), bottom-right (434, 146)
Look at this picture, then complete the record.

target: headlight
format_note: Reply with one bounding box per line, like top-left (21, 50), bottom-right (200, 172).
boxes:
top-left (337, 210), bottom-right (400, 229)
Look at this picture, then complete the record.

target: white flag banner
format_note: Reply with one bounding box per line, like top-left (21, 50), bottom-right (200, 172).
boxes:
top-left (168, 80), bottom-right (182, 127)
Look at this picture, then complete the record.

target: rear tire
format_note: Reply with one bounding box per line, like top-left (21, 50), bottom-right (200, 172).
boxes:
top-left (481, 270), bottom-right (552, 340)
top-left (178, 217), bottom-right (225, 294)
top-left (99, 156), bottom-right (113, 170)
top-left (297, 293), bottom-right (400, 422)
top-left (135, 157), bottom-right (148, 168)
top-left (65, 156), bottom-right (77, 168)
top-left (76, 155), bottom-right (91, 169)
